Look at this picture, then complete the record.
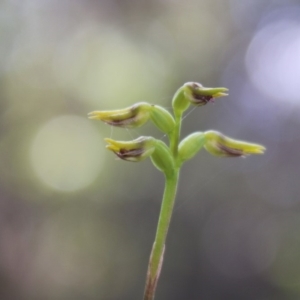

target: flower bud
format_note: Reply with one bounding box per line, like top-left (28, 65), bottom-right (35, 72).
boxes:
top-left (150, 140), bottom-right (174, 174)
top-left (183, 82), bottom-right (228, 106)
top-left (88, 102), bottom-right (152, 128)
top-left (105, 136), bottom-right (155, 162)
top-left (204, 130), bottom-right (266, 157)
top-left (178, 132), bottom-right (205, 163)
top-left (150, 105), bottom-right (175, 134)
top-left (172, 86), bottom-right (191, 116)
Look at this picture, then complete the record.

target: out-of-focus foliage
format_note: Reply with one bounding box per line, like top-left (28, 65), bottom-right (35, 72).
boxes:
top-left (0, 0), bottom-right (300, 299)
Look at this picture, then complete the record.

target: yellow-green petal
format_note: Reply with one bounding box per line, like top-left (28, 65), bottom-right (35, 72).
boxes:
top-left (204, 130), bottom-right (266, 157)
top-left (88, 102), bottom-right (152, 128)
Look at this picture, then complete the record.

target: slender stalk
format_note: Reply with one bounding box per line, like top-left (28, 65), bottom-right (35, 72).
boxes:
top-left (143, 108), bottom-right (182, 300)
top-left (143, 170), bottom-right (179, 300)
top-left (170, 114), bottom-right (182, 157)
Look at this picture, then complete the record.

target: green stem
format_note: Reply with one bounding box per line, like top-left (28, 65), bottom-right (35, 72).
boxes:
top-left (170, 114), bottom-right (182, 158)
top-left (143, 106), bottom-right (183, 300)
top-left (143, 170), bottom-right (180, 300)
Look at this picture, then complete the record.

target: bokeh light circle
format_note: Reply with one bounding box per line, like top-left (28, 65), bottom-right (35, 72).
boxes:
top-left (245, 19), bottom-right (300, 107)
top-left (31, 115), bottom-right (105, 192)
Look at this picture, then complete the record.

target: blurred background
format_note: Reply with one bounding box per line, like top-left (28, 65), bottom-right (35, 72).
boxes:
top-left (0, 0), bottom-right (300, 299)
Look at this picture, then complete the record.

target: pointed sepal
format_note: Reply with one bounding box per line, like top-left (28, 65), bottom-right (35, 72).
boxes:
top-left (184, 82), bottom-right (228, 106)
top-left (204, 130), bottom-right (266, 157)
top-left (88, 102), bottom-right (152, 128)
top-left (105, 136), bottom-right (156, 162)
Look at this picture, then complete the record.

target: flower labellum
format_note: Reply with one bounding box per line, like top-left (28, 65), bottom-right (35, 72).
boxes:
top-left (105, 136), bottom-right (156, 162)
top-left (183, 82), bottom-right (228, 106)
top-left (204, 130), bottom-right (266, 157)
top-left (88, 102), bottom-right (152, 128)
